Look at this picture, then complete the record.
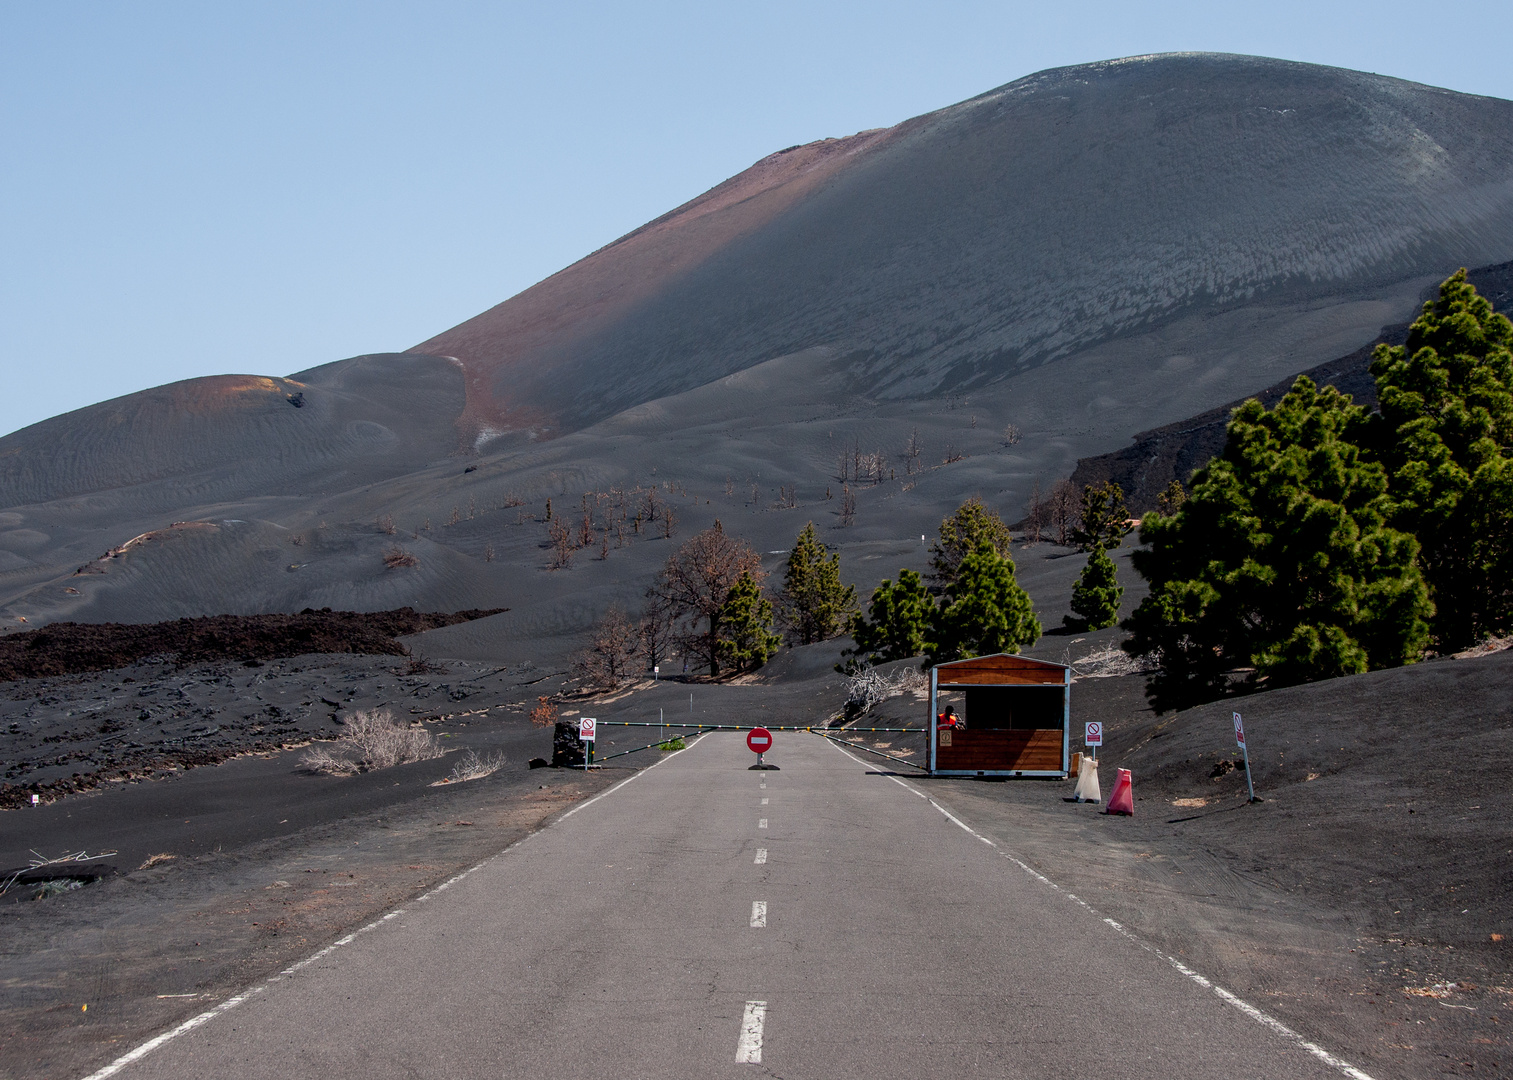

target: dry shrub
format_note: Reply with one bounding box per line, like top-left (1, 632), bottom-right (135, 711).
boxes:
top-left (301, 708), bottom-right (444, 775)
top-left (844, 665), bottom-right (927, 717)
top-left (431, 749), bottom-right (507, 786)
top-left (383, 546), bottom-right (419, 569)
top-left (528, 695), bottom-right (556, 726)
top-left (1070, 643), bottom-right (1158, 679)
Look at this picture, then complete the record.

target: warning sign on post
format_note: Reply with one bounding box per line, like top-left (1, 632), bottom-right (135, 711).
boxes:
top-left (1085, 721), bottom-right (1103, 747)
top-left (1233, 712), bottom-right (1245, 747)
top-left (579, 717), bottom-right (597, 742)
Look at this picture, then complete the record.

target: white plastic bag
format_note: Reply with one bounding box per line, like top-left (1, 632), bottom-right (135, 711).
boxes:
top-left (1074, 754), bottom-right (1101, 803)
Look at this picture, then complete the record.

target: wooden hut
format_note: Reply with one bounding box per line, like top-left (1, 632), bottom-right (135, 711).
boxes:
top-left (929, 654), bottom-right (1070, 777)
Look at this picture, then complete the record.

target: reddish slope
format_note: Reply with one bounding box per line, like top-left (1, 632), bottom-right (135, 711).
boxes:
top-left (414, 129), bottom-right (897, 443)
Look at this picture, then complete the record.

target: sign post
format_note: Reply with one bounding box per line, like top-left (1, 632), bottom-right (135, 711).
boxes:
top-left (1084, 721), bottom-right (1103, 754)
top-left (1233, 712), bottom-right (1256, 802)
top-left (579, 717), bottom-right (596, 769)
top-left (747, 727), bottom-right (776, 770)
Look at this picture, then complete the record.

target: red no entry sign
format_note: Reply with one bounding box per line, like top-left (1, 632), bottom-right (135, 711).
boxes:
top-left (747, 727), bottom-right (772, 754)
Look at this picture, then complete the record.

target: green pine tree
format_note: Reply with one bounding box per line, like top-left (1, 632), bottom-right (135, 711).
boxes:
top-left (1071, 481), bottom-right (1133, 552)
top-left (1123, 376), bottom-right (1433, 710)
top-left (777, 522), bottom-right (858, 645)
top-left (843, 569), bottom-right (934, 667)
top-left (717, 571), bottom-right (782, 672)
top-left (927, 541), bottom-right (1041, 665)
top-left (1066, 545), bottom-right (1122, 630)
top-left (929, 497), bottom-right (1013, 588)
top-left (1369, 269), bottom-right (1513, 648)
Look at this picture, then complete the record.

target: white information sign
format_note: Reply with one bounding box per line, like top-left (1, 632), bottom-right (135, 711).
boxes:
top-left (1084, 721), bottom-right (1103, 747)
top-left (579, 717), bottom-right (597, 742)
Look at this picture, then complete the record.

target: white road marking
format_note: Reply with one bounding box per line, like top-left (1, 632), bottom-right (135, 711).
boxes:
top-left (750, 900), bottom-right (767, 927)
top-left (761, 797), bottom-right (769, 805)
top-left (759, 781), bottom-right (766, 788)
top-left (81, 736), bottom-right (705, 1080)
top-left (758, 818), bottom-right (767, 829)
top-left (754, 847), bottom-right (768, 864)
top-left (736, 1000), bottom-right (768, 1063)
top-left (818, 736), bottom-right (1378, 1080)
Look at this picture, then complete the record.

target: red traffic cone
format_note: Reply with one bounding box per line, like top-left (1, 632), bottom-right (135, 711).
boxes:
top-left (1104, 768), bottom-right (1134, 816)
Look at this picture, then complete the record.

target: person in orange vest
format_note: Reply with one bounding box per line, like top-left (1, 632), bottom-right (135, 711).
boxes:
top-left (936, 705), bottom-right (959, 729)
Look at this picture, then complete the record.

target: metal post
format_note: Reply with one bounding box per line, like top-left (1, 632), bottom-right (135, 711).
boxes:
top-left (1241, 740), bottom-right (1255, 802)
top-left (1062, 667), bottom-right (1071, 777)
top-left (928, 666), bottom-right (938, 775)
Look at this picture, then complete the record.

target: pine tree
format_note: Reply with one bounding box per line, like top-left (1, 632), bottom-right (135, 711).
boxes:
top-left (1070, 481), bottom-right (1133, 551)
top-left (1123, 376), bottom-right (1432, 709)
top-left (1369, 269), bottom-right (1513, 648)
top-left (777, 522), bottom-right (858, 645)
top-left (844, 569), bottom-right (934, 667)
top-left (1066, 545), bottom-right (1122, 630)
top-left (929, 498), bottom-right (1013, 588)
top-left (928, 541), bottom-right (1041, 664)
top-left (717, 571), bottom-right (782, 672)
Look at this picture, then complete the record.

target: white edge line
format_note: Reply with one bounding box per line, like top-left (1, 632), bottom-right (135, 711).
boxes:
top-left (78, 733), bottom-right (705, 1080)
top-left (817, 734), bottom-right (1377, 1080)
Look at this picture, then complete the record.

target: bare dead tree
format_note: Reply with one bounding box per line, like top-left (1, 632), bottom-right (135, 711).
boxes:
top-left (725, 477), bottom-right (735, 497)
top-left (484, 542), bottom-right (495, 562)
top-left (377, 514), bottom-right (396, 536)
top-left (1024, 480), bottom-right (1044, 544)
top-left (1002, 423), bottom-right (1022, 447)
top-left (905, 428), bottom-right (923, 475)
top-left (639, 596), bottom-right (677, 673)
top-left (778, 485), bottom-right (797, 509)
top-left (548, 517), bottom-right (574, 569)
top-left (661, 504), bottom-right (678, 539)
top-left (647, 521), bottom-right (763, 676)
top-left (839, 485), bottom-right (856, 527)
top-left (943, 445), bottom-right (965, 465)
top-left (572, 606), bottom-right (643, 691)
top-left (467, 496), bottom-right (476, 519)
top-left (837, 449), bottom-right (850, 483)
top-left (448, 506), bottom-right (461, 526)
top-left (1049, 479), bottom-right (1079, 546)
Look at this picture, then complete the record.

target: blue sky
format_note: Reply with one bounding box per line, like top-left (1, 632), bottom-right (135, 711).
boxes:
top-left (3, 1), bottom-right (1511, 438)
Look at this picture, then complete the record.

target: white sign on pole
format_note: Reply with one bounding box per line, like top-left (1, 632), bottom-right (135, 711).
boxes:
top-left (1233, 712), bottom-right (1245, 747)
top-left (578, 717), bottom-right (597, 742)
top-left (1084, 721), bottom-right (1103, 747)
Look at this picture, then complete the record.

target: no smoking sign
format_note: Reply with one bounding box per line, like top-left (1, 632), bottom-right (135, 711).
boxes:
top-left (1084, 722), bottom-right (1103, 747)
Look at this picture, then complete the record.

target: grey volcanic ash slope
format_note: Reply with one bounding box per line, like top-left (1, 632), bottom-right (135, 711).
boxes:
top-left (419, 52), bottom-right (1513, 439)
top-left (2, 54), bottom-right (1513, 646)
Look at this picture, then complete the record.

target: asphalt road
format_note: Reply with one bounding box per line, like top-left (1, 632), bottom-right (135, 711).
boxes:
top-left (100, 732), bottom-right (1366, 1080)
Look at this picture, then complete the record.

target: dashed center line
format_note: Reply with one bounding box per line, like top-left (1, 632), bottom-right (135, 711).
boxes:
top-left (758, 818), bottom-right (767, 829)
top-left (736, 1000), bottom-right (767, 1063)
top-left (750, 900), bottom-right (767, 927)
top-left (754, 847), bottom-right (768, 864)
top-left (760, 797), bottom-right (769, 805)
